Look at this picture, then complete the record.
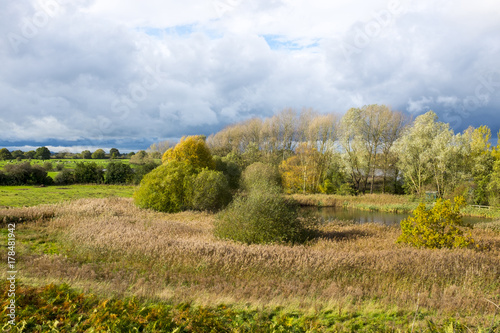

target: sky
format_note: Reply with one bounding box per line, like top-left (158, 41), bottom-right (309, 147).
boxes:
top-left (1, 0), bottom-right (499, 153)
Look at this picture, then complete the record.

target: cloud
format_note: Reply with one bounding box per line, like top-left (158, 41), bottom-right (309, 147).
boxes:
top-left (0, 0), bottom-right (499, 151)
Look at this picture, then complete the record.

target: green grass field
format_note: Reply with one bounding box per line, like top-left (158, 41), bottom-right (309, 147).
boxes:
top-left (0, 184), bottom-right (136, 207)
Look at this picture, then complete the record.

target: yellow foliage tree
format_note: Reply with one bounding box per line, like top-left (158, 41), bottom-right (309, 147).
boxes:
top-left (280, 143), bottom-right (321, 194)
top-left (161, 135), bottom-right (215, 170)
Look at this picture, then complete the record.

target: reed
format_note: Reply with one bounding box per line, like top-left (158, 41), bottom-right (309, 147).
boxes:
top-left (2, 197), bottom-right (499, 330)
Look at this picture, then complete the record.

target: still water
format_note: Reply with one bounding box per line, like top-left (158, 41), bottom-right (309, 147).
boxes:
top-left (299, 206), bottom-right (490, 226)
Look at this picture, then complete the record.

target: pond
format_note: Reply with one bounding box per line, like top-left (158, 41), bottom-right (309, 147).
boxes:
top-left (299, 206), bottom-right (491, 226)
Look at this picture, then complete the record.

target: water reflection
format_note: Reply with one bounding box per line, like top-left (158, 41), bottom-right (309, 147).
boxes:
top-left (299, 206), bottom-right (490, 226)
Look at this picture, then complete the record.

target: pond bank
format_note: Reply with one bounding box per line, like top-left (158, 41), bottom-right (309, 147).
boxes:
top-left (290, 193), bottom-right (500, 219)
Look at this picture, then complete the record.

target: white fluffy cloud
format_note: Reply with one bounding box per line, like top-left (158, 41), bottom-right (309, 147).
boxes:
top-left (0, 0), bottom-right (499, 150)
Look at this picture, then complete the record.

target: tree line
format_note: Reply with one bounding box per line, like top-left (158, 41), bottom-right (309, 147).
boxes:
top-left (206, 105), bottom-right (500, 205)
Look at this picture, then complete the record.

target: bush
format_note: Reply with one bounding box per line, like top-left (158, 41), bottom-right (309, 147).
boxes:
top-left (54, 169), bottom-right (75, 185)
top-left (241, 162), bottom-right (281, 192)
top-left (213, 155), bottom-right (241, 189)
top-left (133, 161), bottom-right (192, 213)
top-left (43, 161), bottom-right (53, 171)
top-left (55, 163), bottom-right (65, 171)
top-left (214, 184), bottom-right (312, 244)
top-left (73, 162), bottom-right (104, 184)
top-left (105, 161), bottom-right (133, 184)
top-left (186, 169), bottom-right (232, 212)
top-left (132, 161), bottom-right (160, 184)
top-left (2, 162), bottom-right (53, 185)
top-left (397, 196), bottom-right (475, 249)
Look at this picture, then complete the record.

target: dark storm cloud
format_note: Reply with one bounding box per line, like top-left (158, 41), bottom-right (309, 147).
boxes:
top-left (0, 0), bottom-right (499, 151)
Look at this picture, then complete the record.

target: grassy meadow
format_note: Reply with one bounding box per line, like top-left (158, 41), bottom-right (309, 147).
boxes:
top-left (0, 185), bottom-right (136, 207)
top-left (1, 197), bottom-right (499, 331)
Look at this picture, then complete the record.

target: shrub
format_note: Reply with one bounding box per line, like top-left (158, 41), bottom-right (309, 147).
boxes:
top-left (3, 162), bottom-right (53, 185)
top-left (43, 161), bottom-right (53, 171)
top-left (132, 161), bottom-right (160, 184)
top-left (213, 155), bottom-right (241, 189)
top-left (134, 161), bottom-right (192, 213)
top-left (241, 162), bottom-right (281, 192)
top-left (214, 184), bottom-right (312, 244)
top-left (73, 162), bottom-right (104, 184)
top-left (54, 169), bottom-right (74, 185)
top-left (397, 196), bottom-right (475, 249)
top-left (105, 161), bottom-right (133, 184)
top-left (55, 163), bottom-right (64, 171)
top-left (186, 169), bottom-right (232, 212)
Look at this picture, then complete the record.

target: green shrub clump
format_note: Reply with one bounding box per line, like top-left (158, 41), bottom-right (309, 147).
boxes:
top-left (241, 162), bottom-right (281, 191)
top-left (215, 184), bottom-right (312, 245)
top-left (397, 196), bottom-right (475, 249)
top-left (186, 169), bottom-right (232, 212)
top-left (134, 162), bottom-right (231, 213)
top-left (134, 161), bottom-right (191, 213)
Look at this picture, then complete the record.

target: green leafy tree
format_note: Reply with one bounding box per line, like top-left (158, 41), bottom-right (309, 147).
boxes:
top-left (0, 148), bottom-right (13, 160)
top-left (186, 169), bottom-right (232, 212)
top-left (81, 150), bottom-right (92, 159)
top-left (392, 111), bottom-right (453, 196)
top-left (397, 196), bottom-right (475, 249)
top-left (133, 161), bottom-right (192, 213)
top-left (91, 149), bottom-right (106, 159)
top-left (109, 148), bottom-right (120, 159)
top-left (73, 162), bottom-right (104, 183)
top-left (213, 155), bottom-right (241, 189)
top-left (132, 161), bottom-right (160, 184)
top-left (35, 146), bottom-right (51, 160)
top-left (11, 150), bottom-right (25, 159)
top-left (25, 150), bottom-right (36, 159)
top-left (105, 161), bottom-right (133, 184)
top-left (130, 150), bottom-right (150, 165)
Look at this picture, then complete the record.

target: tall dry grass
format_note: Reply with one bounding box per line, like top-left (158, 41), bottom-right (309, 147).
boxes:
top-left (2, 197), bottom-right (500, 328)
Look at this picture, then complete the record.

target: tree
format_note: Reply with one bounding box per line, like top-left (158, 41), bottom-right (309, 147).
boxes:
top-left (130, 150), bottom-right (151, 165)
top-left (109, 148), bottom-right (120, 159)
top-left (213, 155), bottom-right (241, 189)
top-left (73, 162), bottom-right (104, 183)
top-left (0, 148), bottom-right (12, 160)
top-left (132, 160), bottom-right (160, 184)
top-left (392, 111), bottom-right (452, 196)
top-left (280, 144), bottom-right (321, 194)
top-left (162, 135), bottom-right (215, 171)
top-left (147, 141), bottom-right (172, 159)
top-left (81, 150), bottom-right (92, 159)
top-left (25, 150), bottom-right (36, 159)
top-left (91, 149), bottom-right (106, 159)
top-left (105, 161), bottom-right (133, 184)
top-left (11, 150), bottom-right (24, 159)
top-left (35, 146), bottom-right (51, 160)
top-left (241, 162), bottom-right (281, 192)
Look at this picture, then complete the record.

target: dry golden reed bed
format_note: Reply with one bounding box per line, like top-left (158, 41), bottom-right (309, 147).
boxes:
top-left (1, 197), bottom-right (500, 327)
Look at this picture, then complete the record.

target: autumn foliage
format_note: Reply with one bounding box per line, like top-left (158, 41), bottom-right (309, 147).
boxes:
top-left (397, 196), bottom-right (475, 249)
top-left (162, 135), bottom-right (215, 171)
